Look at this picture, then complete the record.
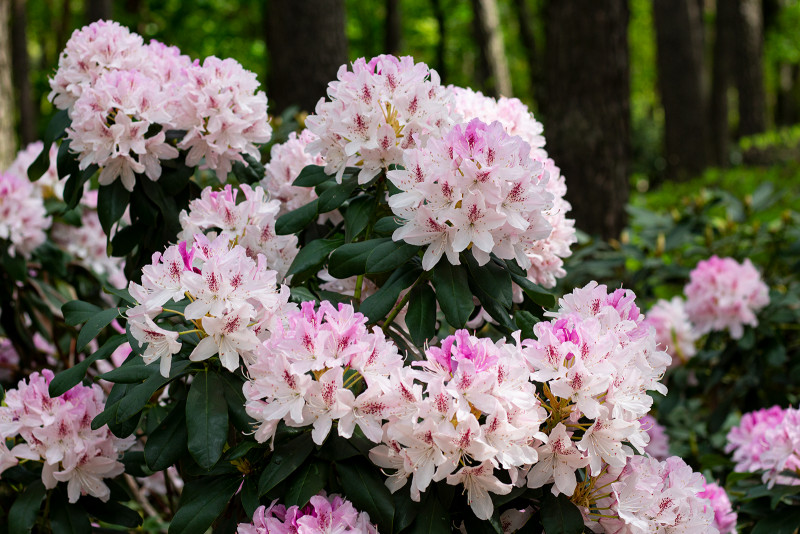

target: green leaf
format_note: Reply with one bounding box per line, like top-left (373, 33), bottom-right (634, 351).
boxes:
top-left (241, 477), bottom-right (260, 519)
top-left (366, 240), bottom-right (421, 274)
top-left (285, 461), bottom-right (329, 508)
top-left (408, 491), bottom-right (450, 534)
top-left (61, 300), bottom-right (102, 326)
top-left (392, 490), bottom-right (421, 534)
top-left (509, 269), bottom-right (556, 309)
top-left (372, 216), bottom-right (402, 235)
top-left (469, 278), bottom-right (515, 332)
top-left (290, 286), bottom-right (317, 304)
top-left (275, 199), bottom-right (320, 235)
top-left (103, 285), bottom-right (136, 305)
top-left (75, 307), bottom-right (122, 352)
top-left (99, 354), bottom-right (154, 383)
top-left (328, 238), bottom-right (391, 279)
top-left (168, 475), bottom-right (241, 534)
top-left (464, 255), bottom-right (512, 309)
top-left (336, 459), bottom-right (395, 532)
top-left (63, 162), bottom-right (96, 210)
top-left (345, 195), bottom-right (375, 242)
top-left (115, 373), bottom-right (171, 423)
top-left (8, 480), bottom-right (46, 534)
top-left (258, 432), bottom-right (315, 496)
top-left (360, 263), bottom-right (422, 322)
top-left (406, 284), bottom-right (437, 346)
top-left (540, 492), bottom-right (585, 534)
top-left (514, 311), bottom-right (539, 338)
top-left (49, 334), bottom-right (126, 397)
top-left (110, 224), bottom-right (142, 257)
top-left (751, 509), bottom-right (800, 534)
top-left (82, 498), bottom-right (143, 529)
top-left (219, 372), bottom-right (255, 433)
top-left (144, 399), bottom-right (188, 471)
top-left (432, 262), bottom-right (474, 329)
top-left (27, 111), bottom-right (70, 182)
top-left (317, 175), bottom-right (359, 213)
top-left (287, 237), bottom-right (344, 277)
top-left (293, 165), bottom-right (332, 187)
top-left (186, 369), bottom-right (229, 470)
top-left (97, 181), bottom-right (131, 236)
top-left (50, 491), bottom-right (91, 534)
top-left (232, 153), bottom-right (264, 184)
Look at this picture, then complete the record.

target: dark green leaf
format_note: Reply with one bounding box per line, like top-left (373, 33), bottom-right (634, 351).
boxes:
top-left (232, 153), bottom-right (264, 184)
top-left (103, 285), bottom-right (136, 305)
top-left (187, 369), bottom-right (229, 470)
top-left (219, 372), bottom-right (255, 433)
top-left (373, 216), bottom-right (402, 235)
top-left (290, 287), bottom-right (317, 304)
top-left (8, 480), bottom-right (46, 534)
top-left (336, 460), bottom-right (395, 532)
top-left (258, 432), bottom-right (315, 496)
top-left (115, 372), bottom-right (170, 423)
top-left (432, 262), bottom-right (474, 329)
top-left (469, 278), bottom-right (515, 332)
top-left (345, 195), bottom-right (375, 243)
top-left (241, 478), bottom-right (260, 519)
top-left (75, 307), bottom-right (123, 352)
top-left (392, 490), bottom-right (421, 534)
top-left (366, 240), bottom-right (421, 274)
top-left (408, 492), bottom-right (450, 534)
top-left (97, 181), bottom-right (131, 236)
top-left (49, 334), bottom-right (126, 397)
top-left (99, 354), bottom-right (154, 383)
top-left (293, 165), bottom-right (332, 187)
top-left (145, 399), bottom-right (188, 471)
top-left (275, 199), bottom-right (319, 235)
top-left (61, 300), bottom-right (102, 326)
top-left (82, 498), bottom-right (142, 529)
top-left (110, 224), bottom-right (142, 257)
top-left (168, 476), bottom-right (241, 534)
top-left (514, 311), bottom-right (539, 339)
top-left (285, 461), bottom-right (329, 508)
top-left (751, 509), bottom-right (800, 534)
top-left (44, 109), bottom-right (70, 146)
top-left (360, 263), bottom-right (422, 322)
top-left (509, 269), bottom-right (556, 309)
top-left (50, 492), bottom-right (91, 534)
top-left (540, 492), bottom-right (585, 534)
top-left (406, 284), bottom-right (437, 346)
top-left (287, 237), bottom-right (344, 277)
top-left (328, 238), bottom-right (391, 279)
top-left (317, 175), bottom-right (359, 213)
top-left (464, 255), bottom-right (512, 309)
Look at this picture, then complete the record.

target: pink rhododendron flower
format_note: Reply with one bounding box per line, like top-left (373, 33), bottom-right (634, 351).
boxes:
top-left (0, 171), bottom-right (50, 258)
top-left (0, 338), bottom-right (20, 383)
top-left (684, 255), bottom-right (769, 339)
top-left (237, 493), bottom-right (377, 534)
top-left (698, 480), bottom-right (737, 534)
top-left (263, 130), bottom-right (326, 214)
top-left (644, 296), bottom-right (698, 366)
top-left (639, 414), bottom-right (670, 461)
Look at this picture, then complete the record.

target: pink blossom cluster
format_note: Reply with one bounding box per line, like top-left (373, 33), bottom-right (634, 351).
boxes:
top-left (725, 405), bottom-right (800, 487)
top-left (0, 370), bottom-right (133, 503)
top-left (389, 118), bottom-right (553, 271)
top-left (263, 130), bottom-right (326, 214)
top-left (0, 171), bottom-right (50, 258)
top-left (684, 255), bottom-right (769, 339)
top-left (238, 493), bottom-right (376, 534)
top-left (450, 88), bottom-right (576, 288)
top-left (582, 455), bottom-right (717, 533)
top-left (524, 282), bottom-right (670, 482)
top-left (51, 20), bottom-right (271, 191)
top-left (370, 330), bottom-right (545, 520)
top-left (8, 142), bottom-right (64, 200)
top-left (306, 55), bottom-right (454, 184)
top-left (698, 481), bottom-right (737, 534)
top-left (644, 297), bottom-right (698, 366)
top-left (244, 301), bottom-right (403, 446)
top-left (126, 234), bottom-right (293, 377)
top-left (178, 184), bottom-right (299, 280)
top-left (0, 338), bottom-right (20, 382)
top-left (639, 414), bottom-right (670, 461)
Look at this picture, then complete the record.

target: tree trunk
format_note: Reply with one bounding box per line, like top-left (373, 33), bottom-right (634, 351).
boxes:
top-left (266, 0), bottom-right (349, 114)
top-left (776, 63), bottom-right (799, 127)
top-left (734, 0), bottom-right (767, 136)
top-left (512, 0), bottom-right (539, 101)
top-left (430, 0), bottom-right (447, 82)
top-left (11, 0), bottom-right (36, 145)
top-left (470, 0), bottom-right (512, 97)
top-left (384, 0), bottom-right (401, 56)
top-left (710, 0), bottom-right (735, 166)
top-left (543, 0), bottom-right (630, 240)
top-left (86, 0), bottom-right (112, 22)
top-left (0, 0), bottom-right (16, 168)
top-left (653, 0), bottom-right (708, 176)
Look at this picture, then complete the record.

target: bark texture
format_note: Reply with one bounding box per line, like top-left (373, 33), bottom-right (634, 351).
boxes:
top-left (86, 0), bottom-right (112, 22)
top-left (0, 0), bottom-right (16, 167)
top-left (512, 0), bottom-right (539, 100)
top-left (384, 0), bottom-right (401, 55)
top-left (734, 0), bottom-right (767, 136)
top-left (470, 0), bottom-right (512, 97)
top-left (710, 0), bottom-right (736, 166)
top-left (12, 0), bottom-right (36, 145)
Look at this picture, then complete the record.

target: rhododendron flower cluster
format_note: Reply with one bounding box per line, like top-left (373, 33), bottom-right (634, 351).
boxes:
top-left (244, 301), bottom-right (403, 445)
top-left (263, 130), bottom-right (326, 214)
top-left (684, 255), bottom-right (770, 339)
top-left (699, 480), bottom-right (737, 534)
top-left (639, 414), bottom-right (670, 460)
top-left (389, 118), bottom-right (553, 270)
top-left (126, 234), bottom-right (293, 377)
top-left (306, 54), bottom-right (454, 184)
top-left (178, 184), bottom-right (299, 280)
top-left (370, 330), bottom-right (546, 520)
top-left (725, 405), bottom-right (800, 487)
top-left (450, 88), bottom-right (576, 288)
top-left (645, 296), bottom-right (698, 366)
top-left (0, 370), bottom-right (132, 503)
top-left (50, 20), bottom-right (270, 191)
top-left (8, 142), bottom-right (64, 200)
top-left (0, 338), bottom-right (20, 382)
top-left (0, 171), bottom-right (50, 258)
top-left (582, 455), bottom-right (717, 533)
top-left (238, 493), bottom-right (377, 534)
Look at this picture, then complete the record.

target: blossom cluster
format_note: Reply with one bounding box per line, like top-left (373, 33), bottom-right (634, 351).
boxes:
top-left (8, 141), bottom-right (64, 200)
top-left (0, 338), bottom-right (20, 382)
top-left (371, 330), bottom-right (546, 520)
top-left (178, 183), bottom-right (299, 280)
top-left (244, 301), bottom-right (403, 445)
top-left (726, 404), bottom-right (800, 487)
top-left (126, 233), bottom-right (293, 377)
top-left (699, 481), bottom-right (738, 534)
top-left (306, 55), bottom-right (454, 184)
top-left (263, 130), bottom-right (326, 215)
top-left (684, 255), bottom-right (770, 340)
top-left (238, 492), bottom-right (376, 534)
top-left (0, 170), bottom-right (50, 258)
top-left (639, 414), bottom-right (670, 460)
top-left (644, 296), bottom-right (698, 366)
top-left (389, 118), bottom-right (553, 270)
top-left (582, 455), bottom-right (718, 533)
top-left (0, 370), bottom-right (132, 503)
top-left (50, 20), bottom-right (270, 191)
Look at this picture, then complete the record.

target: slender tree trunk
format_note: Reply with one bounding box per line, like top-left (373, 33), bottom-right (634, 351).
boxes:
top-left (653, 0), bottom-right (708, 176)
top-left (776, 63), bottom-right (799, 126)
top-left (266, 0), bottom-right (348, 114)
top-left (0, 0), bottom-right (16, 168)
top-left (11, 0), bottom-right (36, 145)
top-left (512, 0), bottom-right (539, 100)
top-left (430, 0), bottom-right (447, 82)
top-left (56, 0), bottom-right (72, 53)
top-left (543, 0), bottom-right (630, 240)
top-left (710, 0), bottom-right (735, 166)
top-left (470, 0), bottom-right (512, 97)
top-left (734, 0), bottom-right (767, 136)
top-left (86, 0), bottom-right (112, 22)
top-left (384, 0), bottom-right (401, 55)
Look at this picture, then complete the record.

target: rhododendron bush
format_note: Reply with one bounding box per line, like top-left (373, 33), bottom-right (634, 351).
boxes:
top-left (3, 18), bottom-right (800, 534)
